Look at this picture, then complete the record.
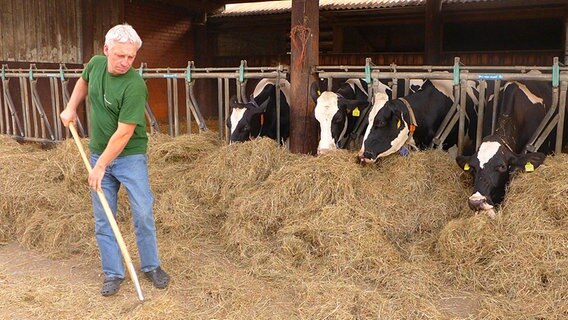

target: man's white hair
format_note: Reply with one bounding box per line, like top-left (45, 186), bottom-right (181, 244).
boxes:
top-left (105, 23), bottom-right (142, 50)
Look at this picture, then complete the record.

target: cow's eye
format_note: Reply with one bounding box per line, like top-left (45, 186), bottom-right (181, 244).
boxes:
top-left (241, 125), bottom-right (250, 132)
top-left (496, 164), bottom-right (507, 172)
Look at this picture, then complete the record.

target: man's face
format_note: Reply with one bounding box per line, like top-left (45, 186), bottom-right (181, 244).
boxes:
top-left (103, 41), bottom-right (138, 75)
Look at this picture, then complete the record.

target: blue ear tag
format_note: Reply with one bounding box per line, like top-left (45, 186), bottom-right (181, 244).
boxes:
top-left (399, 146), bottom-right (410, 156)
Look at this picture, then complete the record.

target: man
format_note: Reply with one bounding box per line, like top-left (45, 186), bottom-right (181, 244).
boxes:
top-left (60, 23), bottom-right (169, 296)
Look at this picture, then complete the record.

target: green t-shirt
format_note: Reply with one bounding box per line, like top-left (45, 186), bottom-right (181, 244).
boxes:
top-left (82, 55), bottom-right (148, 156)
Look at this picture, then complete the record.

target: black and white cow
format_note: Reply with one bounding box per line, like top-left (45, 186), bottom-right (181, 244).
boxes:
top-left (227, 78), bottom-right (290, 144)
top-left (455, 77), bottom-right (554, 218)
top-left (310, 78), bottom-right (424, 154)
top-left (310, 79), bottom-right (373, 154)
top-left (358, 78), bottom-right (478, 162)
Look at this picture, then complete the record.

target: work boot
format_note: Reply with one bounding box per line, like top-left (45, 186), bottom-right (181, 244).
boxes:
top-left (144, 266), bottom-right (170, 289)
top-left (101, 277), bottom-right (124, 297)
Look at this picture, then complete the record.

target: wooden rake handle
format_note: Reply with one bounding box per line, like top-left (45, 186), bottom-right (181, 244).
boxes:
top-left (68, 122), bottom-right (144, 301)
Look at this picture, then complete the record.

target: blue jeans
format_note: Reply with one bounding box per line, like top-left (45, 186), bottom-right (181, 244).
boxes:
top-left (90, 153), bottom-right (161, 280)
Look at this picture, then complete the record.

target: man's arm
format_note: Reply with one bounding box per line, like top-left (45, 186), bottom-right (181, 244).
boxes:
top-left (89, 122), bottom-right (137, 191)
top-left (60, 78), bottom-right (88, 127)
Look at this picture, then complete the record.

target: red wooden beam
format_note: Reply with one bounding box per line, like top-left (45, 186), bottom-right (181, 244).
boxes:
top-left (289, 0), bottom-right (319, 155)
top-left (425, 0), bottom-right (442, 65)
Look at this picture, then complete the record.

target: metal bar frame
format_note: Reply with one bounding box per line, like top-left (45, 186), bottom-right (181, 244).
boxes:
top-left (1, 59), bottom-right (566, 155)
top-left (314, 59), bottom-right (568, 156)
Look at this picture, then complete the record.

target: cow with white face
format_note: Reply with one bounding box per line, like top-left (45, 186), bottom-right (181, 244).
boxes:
top-left (227, 78), bottom-right (290, 144)
top-left (456, 78), bottom-right (553, 218)
top-left (311, 79), bottom-right (391, 154)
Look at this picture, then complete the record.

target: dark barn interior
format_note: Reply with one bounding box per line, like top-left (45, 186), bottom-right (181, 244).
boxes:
top-left (0, 0), bottom-right (567, 147)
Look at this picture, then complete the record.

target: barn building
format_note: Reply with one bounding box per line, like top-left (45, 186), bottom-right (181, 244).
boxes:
top-left (1, 0), bottom-right (567, 153)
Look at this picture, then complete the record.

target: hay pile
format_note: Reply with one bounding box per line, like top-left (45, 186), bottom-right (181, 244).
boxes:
top-left (437, 154), bottom-right (568, 318)
top-left (1, 132), bottom-right (567, 319)
top-left (0, 136), bottom-right (96, 256)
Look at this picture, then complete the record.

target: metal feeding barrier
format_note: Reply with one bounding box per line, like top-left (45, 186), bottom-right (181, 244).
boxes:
top-left (1, 58), bottom-right (567, 155)
top-left (136, 60), bottom-right (288, 142)
top-left (314, 57), bottom-right (568, 155)
top-left (0, 61), bottom-right (288, 144)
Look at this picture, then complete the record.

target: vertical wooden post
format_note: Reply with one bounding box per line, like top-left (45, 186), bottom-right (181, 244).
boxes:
top-left (425, 0), bottom-right (442, 65)
top-left (290, 0), bottom-right (319, 155)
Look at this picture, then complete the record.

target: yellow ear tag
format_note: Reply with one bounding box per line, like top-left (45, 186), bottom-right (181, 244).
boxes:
top-left (525, 162), bottom-right (534, 172)
top-left (464, 163), bottom-right (470, 171)
top-left (397, 120), bottom-right (401, 129)
top-left (317, 90), bottom-right (321, 96)
top-left (352, 107), bottom-right (360, 117)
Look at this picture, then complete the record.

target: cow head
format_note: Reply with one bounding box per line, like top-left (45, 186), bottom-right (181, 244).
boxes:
top-left (311, 82), bottom-right (370, 154)
top-left (358, 98), bottom-right (414, 163)
top-left (456, 139), bottom-right (546, 218)
top-left (226, 95), bottom-right (270, 144)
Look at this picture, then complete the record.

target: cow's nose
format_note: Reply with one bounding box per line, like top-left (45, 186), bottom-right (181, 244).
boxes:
top-left (362, 150), bottom-right (374, 160)
top-left (317, 148), bottom-right (331, 155)
top-left (358, 154), bottom-right (376, 165)
top-left (467, 192), bottom-right (493, 211)
top-left (468, 197), bottom-right (486, 211)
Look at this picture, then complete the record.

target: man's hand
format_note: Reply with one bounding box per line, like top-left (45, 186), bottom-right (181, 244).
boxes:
top-left (89, 163), bottom-right (106, 192)
top-left (59, 108), bottom-right (77, 127)
top-left (60, 107), bottom-right (77, 128)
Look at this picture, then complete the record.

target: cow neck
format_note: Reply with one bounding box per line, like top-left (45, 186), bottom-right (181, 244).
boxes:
top-left (493, 116), bottom-right (521, 153)
top-left (334, 98), bottom-right (349, 148)
top-left (398, 97), bottom-right (418, 131)
top-left (334, 92), bottom-right (353, 148)
top-left (397, 97), bottom-right (419, 151)
top-left (249, 98), bottom-right (265, 138)
top-left (495, 135), bottom-right (516, 154)
top-left (336, 119), bottom-right (349, 148)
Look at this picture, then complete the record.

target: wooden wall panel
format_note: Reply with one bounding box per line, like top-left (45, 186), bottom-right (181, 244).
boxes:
top-left (0, 0), bottom-right (82, 63)
top-left (90, 0), bottom-right (123, 55)
top-left (0, 1), bottom-right (17, 61)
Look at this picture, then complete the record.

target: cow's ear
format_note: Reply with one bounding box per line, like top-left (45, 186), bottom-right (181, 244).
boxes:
top-left (310, 82), bottom-right (321, 103)
top-left (337, 97), bottom-right (349, 112)
top-left (342, 99), bottom-right (370, 114)
top-left (456, 155), bottom-right (473, 172)
top-left (356, 100), bottom-right (371, 110)
top-left (380, 104), bottom-right (394, 120)
top-left (509, 152), bottom-right (546, 172)
top-left (257, 99), bottom-right (270, 113)
top-left (229, 95), bottom-right (239, 109)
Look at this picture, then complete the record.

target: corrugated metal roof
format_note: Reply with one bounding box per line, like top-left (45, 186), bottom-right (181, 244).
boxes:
top-left (320, 0), bottom-right (424, 10)
top-left (212, 0), bottom-right (497, 17)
